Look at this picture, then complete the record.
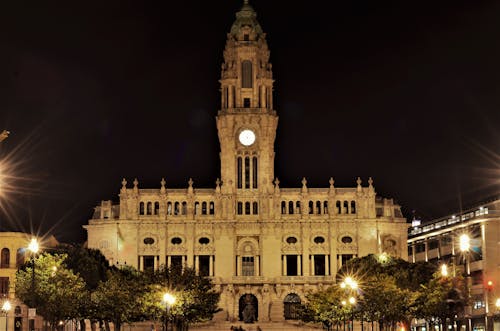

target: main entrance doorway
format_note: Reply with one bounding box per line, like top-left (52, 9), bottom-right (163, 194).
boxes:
top-left (239, 294), bottom-right (258, 323)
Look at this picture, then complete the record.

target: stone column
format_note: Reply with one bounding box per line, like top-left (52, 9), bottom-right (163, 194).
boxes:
top-left (311, 255), bottom-right (315, 276)
top-left (283, 255), bottom-right (287, 276)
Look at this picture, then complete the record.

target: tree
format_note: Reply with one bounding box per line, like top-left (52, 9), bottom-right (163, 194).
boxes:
top-left (300, 285), bottom-right (346, 331)
top-left (15, 253), bottom-right (87, 331)
top-left (92, 267), bottom-right (146, 331)
top-left (142, 265), bottom-right (220, 331)
top-left (414, 272), bottom-right (467, 331)
top-left (53, 244), bottom-right (111, 331)
top-left (301, 254), bottom-right (438, 331)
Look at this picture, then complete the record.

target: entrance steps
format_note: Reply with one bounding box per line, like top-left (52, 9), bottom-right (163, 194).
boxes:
top-left (190, 321), bottom-right (321, 331)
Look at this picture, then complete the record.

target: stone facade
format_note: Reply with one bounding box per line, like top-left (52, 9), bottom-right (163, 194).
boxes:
top-left (0, 232), bottom-right (57, 331)
top-left (84, 1), bottom-right (408, 323)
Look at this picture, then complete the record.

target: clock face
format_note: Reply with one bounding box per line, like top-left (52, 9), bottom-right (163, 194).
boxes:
top-left (238, 129), bottom-right (256, 146)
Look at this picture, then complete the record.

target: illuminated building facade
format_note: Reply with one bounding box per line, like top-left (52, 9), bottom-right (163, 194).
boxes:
top-left (407, 198), bottom-right (500, 331)
top-left (0, 232), bottom-right (57, 331)
top-left (84, 1), bottom-right (408, 324)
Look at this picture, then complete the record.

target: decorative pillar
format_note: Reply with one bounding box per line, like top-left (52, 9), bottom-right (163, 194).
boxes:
top-left (195, 255), bottom-right (199, 275)
top-left (283, 255), bottom-right (287, 276)
top-left (256, 256), bottom-right (260, 276)
top-left (297, 255), bottom-right (301, 276)
top-left (237, 256), bottom-right (242, 276)
top-left (325, 255), bottom-right (329, 275)
top-left (311, 255), bottom-right (315, 276)
top-left (139, 256), bottom-right (144, 271)
top-left (167, 255), bottom-right (171, 268)
top-left (210, 256), bottom-right (214, 276)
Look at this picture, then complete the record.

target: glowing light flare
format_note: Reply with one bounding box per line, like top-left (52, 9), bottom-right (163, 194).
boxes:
top-left (441, 264), bottom-right (448, 277)
top-left (28, 238), bottom-right (39, 254)
top-left (163, 292), bottom-right (176, 306)
top-left (349, 296), bottom-right (356, 305)
top-left (495, 298), bottom-right (500, 308)
top-left (459, 234), bottom-right (470, 252)
top-left (1, 300), bottom-right (11, 312)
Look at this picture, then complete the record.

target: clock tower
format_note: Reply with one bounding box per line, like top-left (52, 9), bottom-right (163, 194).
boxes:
top-left (216, 0), bottom-right (278, 198)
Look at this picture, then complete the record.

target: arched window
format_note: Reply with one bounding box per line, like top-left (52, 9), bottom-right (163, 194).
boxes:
top-left (252, 157), bottom-right (258, 189)
top-left (209, 202), bottom-right (215, 215)
top-left (323, 201), bottom-right (329, 214)
top-left (202, 202), bottom-right (207, 215)
top-left (288, 201), bottom-right (294, 214)
top-left (284, 293), bottom-right (301, 320)
top-left (139, 202), bottom-right (145, 215)
top-left (316, 201), bottom-right (321, 214)
top-left (194, 202), bottom-right (200, 215)
top-left (237, 157), bottom-right (243, 189)
top-left (244, 157), bottom-right (250, 189)
top-left (245, 202), bottom-right (251, 215)
top-left (174, 202), bottom-right (180, 215)
top-left (237, 202), bottom-right (243, 215)
top-left (181, 202), bottom-right (187, 215)
top-left (351, 201), bottom-right (356, 214)
top-left (241, 60), bottom-right (253, 88)
top-left (253, 202), bottom-right (258, 215)
top-left (167, 202), bottom-right (172, 215)
top-left (146, 202), bottom-right (152, 215)
top-left (1, 248), bottom-right (10, 268)
top-left (154, 202), bottom-right (160, 215)
top-left (336, 201), bottom-right (341, 214)
top-left (281, 201), bottom-right (286, 214)
top-left (309, 201), bottom-right (314, 214)
top-left (343, 201), bottom-right (349, 214)
top-left (296, 201), bottom-right (301, 214)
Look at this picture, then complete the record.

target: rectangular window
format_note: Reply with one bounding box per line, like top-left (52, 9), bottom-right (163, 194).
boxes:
top-left (252, 157), bottom-right (258, 189)
top-left (415, 243), bottom-right (425, 253)
top-left (199, 256), bottom-right (210, 277)
top-left (171, 256), bottom-right (183, 270)
top-left (242, 256), bottom-right (254, 276)
top-left (0, 277), bottom-right (9, 296)
top-left (314, 255), bottom-right (326, 276)
top-left (408, 246), bottom-right (413, 256)
top-left (244, 157), bottom-right (250, 189)
top-left (244, 98), bottom-right (251, 108)
top-left (376, 208), bottom-right (383, 217)
top-left (285, 255), bottom-right (298, 276)
top-left (143, 256), bottom-right (155, 272)
top-left (428, 240), bottom-right (439, 250)
top-left (341, 254), bottom-right (353, 266)
top-left (237, 157), bottom-right (242, 189)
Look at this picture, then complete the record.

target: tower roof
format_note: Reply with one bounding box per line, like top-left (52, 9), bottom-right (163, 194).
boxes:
top-left (230, 0), bottom-right (263, 38)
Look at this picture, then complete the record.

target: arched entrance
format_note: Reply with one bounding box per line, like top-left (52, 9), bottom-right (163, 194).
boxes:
top-left (239, 294), bottom-right (258, 323)
top-left (284, 293), bottom-right (301, 320)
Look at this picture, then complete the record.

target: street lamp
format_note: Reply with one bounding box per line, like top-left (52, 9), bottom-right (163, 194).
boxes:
top-left (27, 238), bottom-right (39, 331)
top-left (340, 277), bottom-right (359, 331)
top-left (162, 293), bottom-right (175, 331)
top-left (2, 300), bottom-right (11, 331)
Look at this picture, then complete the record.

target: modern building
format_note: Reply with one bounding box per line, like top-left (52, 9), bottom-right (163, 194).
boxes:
top-left (407, 197), bottom-right (500, 331)
top-left (84, 1), bottom-right (408, 324)
top-left (0, 232), bottom-right (58, 331)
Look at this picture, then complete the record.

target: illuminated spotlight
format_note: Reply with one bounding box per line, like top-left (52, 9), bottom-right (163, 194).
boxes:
top-left (441, 264), bottom-right (448, 277)
top-left (459, 234), bottom-right (470, 252)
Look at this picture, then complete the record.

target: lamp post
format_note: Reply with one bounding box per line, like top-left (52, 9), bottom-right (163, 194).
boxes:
top-left (2, 300), bottom-right (10, 331)
top-left (341, 277), bottom-right (359, 331)
top-left (27, 238), bottom-right (39, 331)
top-left (458, 234), bottom-right (471, 331)
top-left (162, 293), bottom-right (175, 331)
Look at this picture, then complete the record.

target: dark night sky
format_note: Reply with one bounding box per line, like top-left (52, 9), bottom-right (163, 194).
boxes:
top-left (0, 0), bottom-right (498, 243)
